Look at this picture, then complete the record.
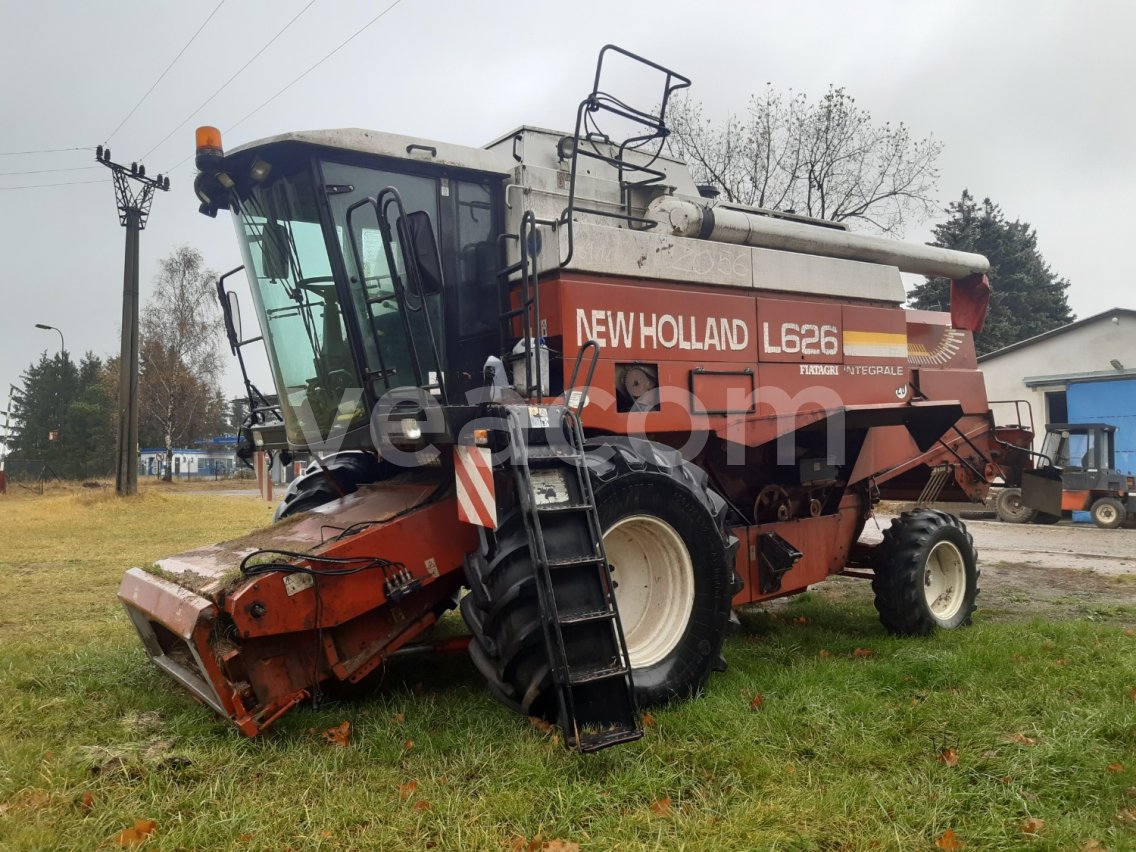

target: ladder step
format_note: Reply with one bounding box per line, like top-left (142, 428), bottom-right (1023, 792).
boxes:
top-left (525, 447), bottom-right (586, 463)
top-left (576, 728), bottom-right (644, 753)
top-left (547, 554), bottom-right (604, 569)
top-left (536, 502), bottom-right (592, 514)
top-left (568, 662), bottom-right (629, 685)
top-left (558, 607), bottom-right (616, 626)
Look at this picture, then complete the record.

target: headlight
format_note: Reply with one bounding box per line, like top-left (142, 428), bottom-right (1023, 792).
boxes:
top-left (400, 418), bottom-right (422, 441)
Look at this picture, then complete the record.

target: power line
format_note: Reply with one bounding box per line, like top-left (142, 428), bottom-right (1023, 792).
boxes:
top-left (0, 166), bottom-right (100, 177)
top-left (226, 0), bottom-right (405, 134)
top-left (162, 0), bottom-right (406, 175)
top-left (0, 146), bottom-right (96, 157)
top-left (0, 179), bottom-right (109, 191)
top-left (141, 0), bottom-right (317, 161)
top-left (104, 0), bottom-right (226, 145)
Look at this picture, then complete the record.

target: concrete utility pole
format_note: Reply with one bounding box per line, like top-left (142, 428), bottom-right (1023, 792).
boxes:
top-left (96, 146), bottom-right (169, 496)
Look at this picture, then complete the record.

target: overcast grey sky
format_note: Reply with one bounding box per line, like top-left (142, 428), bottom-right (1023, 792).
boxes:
top-left (2, 0), bottom-right (1133, 413)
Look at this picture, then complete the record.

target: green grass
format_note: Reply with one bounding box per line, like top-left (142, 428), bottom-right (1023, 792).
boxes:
top-left (1, 492), bottom-right (1135, 850)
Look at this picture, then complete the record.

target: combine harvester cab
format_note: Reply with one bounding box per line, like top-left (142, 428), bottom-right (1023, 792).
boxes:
top-left (120, 46), bottom-right (1034, 749)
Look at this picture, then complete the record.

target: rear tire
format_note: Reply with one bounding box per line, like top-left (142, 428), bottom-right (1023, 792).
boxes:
top-left (872, 509), bottom-right (979, 636)
top-left (461, 439), bottom-right (740, 718)
top-left (1090, 497), bottom-right (1126, 529)
top-left (995, 487), bottom-right (1036, 524)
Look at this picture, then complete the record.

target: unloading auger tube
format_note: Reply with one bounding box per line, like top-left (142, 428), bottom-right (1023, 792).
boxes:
top-left (646, 196), bottom-right (990, 280)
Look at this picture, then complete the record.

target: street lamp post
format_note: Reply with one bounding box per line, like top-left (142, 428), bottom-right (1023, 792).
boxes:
top-left (34, 323), bottom-right (65, 356)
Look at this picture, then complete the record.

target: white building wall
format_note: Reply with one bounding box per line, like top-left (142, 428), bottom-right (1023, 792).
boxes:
top-left (980, 312), bottom-right (1136, 447)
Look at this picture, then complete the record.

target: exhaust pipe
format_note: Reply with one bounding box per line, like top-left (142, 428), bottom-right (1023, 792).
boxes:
top-left (646, 196), bottom-right (989, 280)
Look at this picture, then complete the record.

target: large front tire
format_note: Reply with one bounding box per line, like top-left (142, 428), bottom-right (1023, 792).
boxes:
top-left (461, 439), bottom-right (739, 718)
top-left (872, 509), bottom-right (979, 636)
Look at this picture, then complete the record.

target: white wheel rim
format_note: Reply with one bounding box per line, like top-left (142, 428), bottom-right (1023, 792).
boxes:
top-left (1097, 504), bottom-right (1117, 524)
top-left (604, 514), bottom-right (695, 668)
top-left (924, 540), bottom-right (966, 620)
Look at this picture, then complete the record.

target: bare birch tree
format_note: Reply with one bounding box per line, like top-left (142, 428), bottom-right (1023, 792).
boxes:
top-left (666, 86), bottom-right (942, 236)
top-left (139, 246), bottom-right (224, 480)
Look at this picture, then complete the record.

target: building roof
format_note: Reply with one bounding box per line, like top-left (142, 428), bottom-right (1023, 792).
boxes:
top-left (978, 308), bottom-right (1136, 362)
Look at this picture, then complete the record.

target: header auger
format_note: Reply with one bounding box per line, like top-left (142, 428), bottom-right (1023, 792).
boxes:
top-left (120, 46), bottom-right (1033, 750)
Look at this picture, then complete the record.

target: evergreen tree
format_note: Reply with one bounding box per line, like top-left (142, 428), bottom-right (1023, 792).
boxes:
top-left (908, 190), bottom-right (1074, 354)
top-left (64, 355), bottom-right (117, 478)
top-left (8, 351), bottom-right (114, 479)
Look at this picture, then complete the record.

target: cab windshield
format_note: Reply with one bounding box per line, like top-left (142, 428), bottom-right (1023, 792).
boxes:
top-left (233, 157), bottom-right (446, 445)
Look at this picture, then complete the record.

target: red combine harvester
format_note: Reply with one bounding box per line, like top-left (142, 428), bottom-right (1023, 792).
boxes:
top-left (119, 47), bottom-right (1032, 751)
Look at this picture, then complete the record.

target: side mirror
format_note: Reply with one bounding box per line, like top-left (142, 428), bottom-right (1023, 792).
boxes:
top-left (261, 218), bottom-right (291, 280)
top-left (401, 210), bottom-right (444, 296)
top-left (226, 292), bottom-right (242, 347)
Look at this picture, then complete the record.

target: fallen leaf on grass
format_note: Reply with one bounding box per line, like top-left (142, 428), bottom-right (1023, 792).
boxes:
top-left (113, 819), bottom-right (157, 847)
top-left (1053, 658), bottom-right (1069, 667)
top-left (1020, 818), bottom-right (1045, 836)
top-left (1006, 733), bottom-right (1039, 746)
top-left (818, 649), bottom-right (831, 659)
top-left (1117, 808), bottom-right (1136, 824)
top-left (852, 647), bottom-right (874, 658)
top-left (78, 791), bottom-right (95, 811)
top-left (403, 739), bottom-right (415, 751)
top-left (1108, 763), bottom-right (1124, 773)
top-left (399, 780), bottom-right (418, 800)
top-left (542, 841), bottom-right (580, 851)
top-left (1012, 653), bottom-right (1024, 664)
top-left (238, 834), bottom-right (253, 843)
top-left (649, 797), bottom-right (673, 817)
top-left (17, 789), bottom-right (51, 810)
top-left (938, 747), bottom-right (959, 767)
top-left (641, 713), bottom-right (656, 727)
top-left (793, 616), bottom-right (808, 625)
top-left (321, 721), bottom-right (350, 748)
top-left (412, 799), bottom-right (432, 812)
top-left (528, 717), bottom-right (554, 734)
top-left (1082, 840), bottom-right (1103, 850)
top-left (750, 693), bottom-right (764, 711)
top-left (1129, 687), bottom-right (1136, 703)
top-left (935, 828), bottom-right (963, 849)
top-left (392, 713), bottom-right (405, 724)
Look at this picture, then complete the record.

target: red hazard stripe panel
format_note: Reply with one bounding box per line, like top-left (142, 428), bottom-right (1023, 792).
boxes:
top-left (455, 446), bottom-right (497, 529)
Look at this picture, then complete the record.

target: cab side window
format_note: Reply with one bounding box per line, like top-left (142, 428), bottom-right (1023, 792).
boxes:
top-left (454, 181), bottom-right (496, 337)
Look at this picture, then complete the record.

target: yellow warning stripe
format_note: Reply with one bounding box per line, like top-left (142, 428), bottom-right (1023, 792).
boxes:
top-left (843, 330), bottom-right (908, 359)
top-left (842, 331), bottom-right (908, 347)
